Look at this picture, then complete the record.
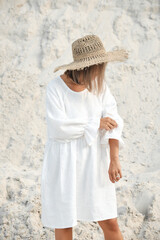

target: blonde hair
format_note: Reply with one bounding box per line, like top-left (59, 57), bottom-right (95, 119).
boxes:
top-left (64, 62), bottom-right (107, 96)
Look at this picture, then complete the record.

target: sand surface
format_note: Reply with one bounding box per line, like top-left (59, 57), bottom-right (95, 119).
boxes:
top-left (0, 0), bottom-right (160, 239)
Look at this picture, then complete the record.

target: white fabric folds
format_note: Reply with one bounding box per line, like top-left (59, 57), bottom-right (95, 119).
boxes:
top-left (41, 76), bottom-right (125, 229)
top-left (46, 85), bottom-right (100, 146)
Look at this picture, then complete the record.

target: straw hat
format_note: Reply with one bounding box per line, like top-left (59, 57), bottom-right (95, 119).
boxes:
top-left (53, 34), bottom-right (129, 73)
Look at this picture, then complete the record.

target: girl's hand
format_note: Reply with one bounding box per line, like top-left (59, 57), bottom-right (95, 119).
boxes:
top-left (108, 157), bottom-right (122, 183)
top-left (100, 117), bottom-right (118, 131)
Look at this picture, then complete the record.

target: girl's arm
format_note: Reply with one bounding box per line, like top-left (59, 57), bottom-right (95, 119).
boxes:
top-left (100, 82), bottom-right (124, 183)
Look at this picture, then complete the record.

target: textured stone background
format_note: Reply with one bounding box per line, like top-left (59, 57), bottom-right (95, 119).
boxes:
top-left (0, 0), bottom-right (160, 239)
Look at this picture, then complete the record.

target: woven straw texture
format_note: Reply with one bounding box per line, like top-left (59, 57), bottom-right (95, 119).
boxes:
top-left (53, 34), bottom-right (129, 72)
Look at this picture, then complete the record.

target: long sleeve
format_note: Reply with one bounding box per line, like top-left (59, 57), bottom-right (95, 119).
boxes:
top-left (45, 84), bottom-right (100, 145)
top-left (100, 83), bottom-right (125, 150)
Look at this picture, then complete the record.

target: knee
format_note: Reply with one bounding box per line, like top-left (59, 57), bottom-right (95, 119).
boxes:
top-left (55, 227), bottom-right (72, 240)
top-left (98, 218), bottom-right (119, 232)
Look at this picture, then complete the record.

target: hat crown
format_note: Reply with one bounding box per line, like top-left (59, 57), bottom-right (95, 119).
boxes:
top-left (71, 34), bottom-right (106, 61)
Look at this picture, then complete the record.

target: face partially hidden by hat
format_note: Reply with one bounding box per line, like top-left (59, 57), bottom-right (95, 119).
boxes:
top-left (63, 61), bottom-right (108, 96)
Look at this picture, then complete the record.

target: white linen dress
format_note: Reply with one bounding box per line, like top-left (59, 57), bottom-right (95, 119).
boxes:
top-left (41, 75), bottom-right (125, 229)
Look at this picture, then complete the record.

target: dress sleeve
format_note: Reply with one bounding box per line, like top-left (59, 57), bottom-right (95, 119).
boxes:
top-left (45, 84), bottom-right (100, 145)
top-left (100, 83), bottom-right (125, 150)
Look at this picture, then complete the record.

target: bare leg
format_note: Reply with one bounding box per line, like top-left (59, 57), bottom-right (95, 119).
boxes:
top-left (97, 218), bottom-right (123, 240)
top-left (55, 227), bottom-right (73, 240)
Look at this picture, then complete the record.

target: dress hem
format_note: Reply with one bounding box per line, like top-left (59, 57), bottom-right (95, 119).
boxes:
top-left (41, 214), bottom-right (118, 229)
top-left (77, 214), bottom-right (118, 222)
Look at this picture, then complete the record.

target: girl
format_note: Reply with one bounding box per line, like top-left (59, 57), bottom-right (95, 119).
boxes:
top-left (41, 34), bottom-right (128, 240)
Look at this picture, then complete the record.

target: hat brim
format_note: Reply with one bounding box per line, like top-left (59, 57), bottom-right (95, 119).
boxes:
top-left (53, 49), bottom-right (128, 73)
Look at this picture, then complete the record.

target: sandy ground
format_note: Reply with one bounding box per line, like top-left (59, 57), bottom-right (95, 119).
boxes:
top-left (0, 0), bottom-right (160, 239)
